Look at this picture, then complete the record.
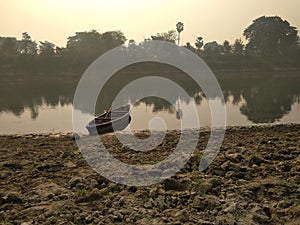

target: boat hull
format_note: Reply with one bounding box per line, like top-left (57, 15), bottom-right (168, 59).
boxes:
top-left (86, 115), bottom-right (131, 135)
top-left (86, 104), bottom-right (131, 135)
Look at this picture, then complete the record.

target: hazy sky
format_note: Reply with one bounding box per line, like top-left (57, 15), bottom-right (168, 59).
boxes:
top-left (1, 0), bottom-right (300, 47)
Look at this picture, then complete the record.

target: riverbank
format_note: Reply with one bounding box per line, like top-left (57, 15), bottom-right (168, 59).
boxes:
top-left (0, 124), bottom-right (299, 224)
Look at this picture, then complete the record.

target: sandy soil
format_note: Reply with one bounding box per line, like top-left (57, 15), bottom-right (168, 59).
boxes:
top-left (0, 124), bottom-right (299, 224)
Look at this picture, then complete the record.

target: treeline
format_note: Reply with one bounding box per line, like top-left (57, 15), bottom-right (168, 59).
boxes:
top-left (0, 30), bottom-right (127, 75)
top-left (0, 15), bottom-right (300, 74)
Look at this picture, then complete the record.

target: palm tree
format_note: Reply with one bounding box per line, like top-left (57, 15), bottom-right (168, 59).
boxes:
top-left (176, 22), bottom-right (184, 45)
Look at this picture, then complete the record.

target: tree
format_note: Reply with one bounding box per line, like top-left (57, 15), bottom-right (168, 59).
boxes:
top-left (151, 30), bottom-right (177, 43)
top-left (185, 42), bottom-right (192, 49)
top-left (195, 37), bottom-right (204, 50)
top-left (222, 40), bottom-right (231, 55)
top-left (39, 41), bottom-right (55, 56)
top-left (0, 37), bottom-right (17, 56)
top-left (55, 46), bottom-right (64, 56)
top-left (128, 39), bottom-right (136, 46)
top-left (176, 22), bottom-right (184, 45)
top-left (101, 30), bottom-right (126, 51)
top-left (243, 16), bottom-right (298, 56)
top-left (184, 42), bottom-right (197, 53)
top-left (203, 41), bottom-right (222, 55)
top-left (232, 39), bottom-right (244, 55)
top-left (66, 30), bottom-right (126, 58)
top-left (66, 30), bottom-right (103, 57)
top-left (18, 32), bottom-right (37, 55)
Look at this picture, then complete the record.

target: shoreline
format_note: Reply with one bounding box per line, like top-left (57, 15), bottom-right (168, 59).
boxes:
top-left (0, 124), bottom-right (299, 224)
top-left (1, 122), bottom-right (299, 137)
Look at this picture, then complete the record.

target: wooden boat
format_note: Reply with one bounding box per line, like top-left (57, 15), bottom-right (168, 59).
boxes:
top-left (86, 104), bottom-right (131, 135)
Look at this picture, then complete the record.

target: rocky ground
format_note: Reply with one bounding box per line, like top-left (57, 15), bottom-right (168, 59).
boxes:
top-left (0, 124), bottom-right (299, 225)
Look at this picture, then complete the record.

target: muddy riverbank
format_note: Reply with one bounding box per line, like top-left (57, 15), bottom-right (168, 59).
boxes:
top-left (0, 124), bottom-right (299, 224)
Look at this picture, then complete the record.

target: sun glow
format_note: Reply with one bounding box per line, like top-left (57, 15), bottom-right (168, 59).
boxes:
top-left (37, 0), bottom-right (148, 13)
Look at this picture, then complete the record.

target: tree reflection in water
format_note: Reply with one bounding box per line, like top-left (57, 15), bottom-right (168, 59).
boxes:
top-left (0, 70), bottom-right (300, 124)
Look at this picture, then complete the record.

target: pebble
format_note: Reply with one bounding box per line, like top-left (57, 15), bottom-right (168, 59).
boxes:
top-left (175, 209), bottom-right (189, 222)
top-left (68, 177), bottom-right (83, 188)
top-left (1, 192), bottom-right (22, 203)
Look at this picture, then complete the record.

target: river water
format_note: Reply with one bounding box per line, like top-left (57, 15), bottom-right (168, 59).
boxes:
top-left (1, 71), bottom-right (299, 134)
